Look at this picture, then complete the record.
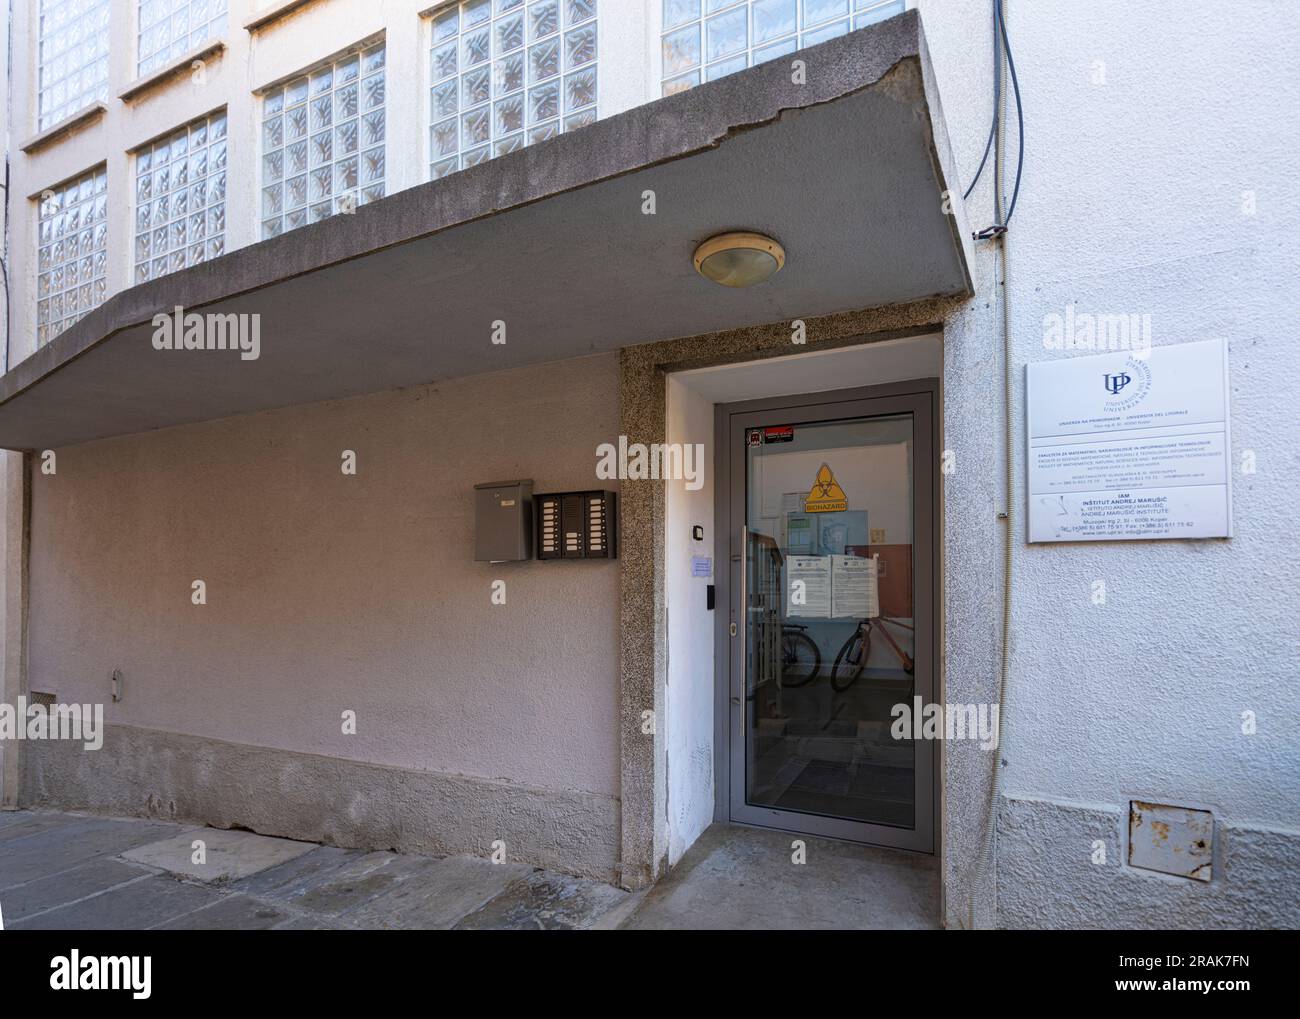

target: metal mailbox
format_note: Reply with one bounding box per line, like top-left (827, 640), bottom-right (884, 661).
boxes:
top-left (473, 480), bottom-right (534, 562)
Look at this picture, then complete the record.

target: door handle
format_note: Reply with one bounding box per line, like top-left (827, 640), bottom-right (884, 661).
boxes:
top-left (738, 524), bottom-right (747, 648)
top-left (733, 525), bottom-right (747, 708)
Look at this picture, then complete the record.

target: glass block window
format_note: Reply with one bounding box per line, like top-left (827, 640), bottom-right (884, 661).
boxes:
top-left (661, 0), bottom-right (904, 95)
top-left (36, 0), bottom-right (111, 131)
top-left (137, 0), bottom-right (230, 77)
top-left (35, 166), bottom-right (108, 347)
top-left (261, 43), bottom-right (387, 239)
top-left (428, 0), bottom-right (598, 181)
top-left (133, 111), bottom-right (229, 284)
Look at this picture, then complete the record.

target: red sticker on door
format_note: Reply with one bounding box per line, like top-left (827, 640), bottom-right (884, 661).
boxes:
top-left (763, 426), bottom-right (794, 443)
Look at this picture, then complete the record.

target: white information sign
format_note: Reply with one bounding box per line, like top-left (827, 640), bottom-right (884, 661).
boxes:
top-left (785, 555), bottom-right (831, 618)
top-left (1026, 338), bottom-right (1231, 542)
top-left (830, 555), bottom-right (880, 619)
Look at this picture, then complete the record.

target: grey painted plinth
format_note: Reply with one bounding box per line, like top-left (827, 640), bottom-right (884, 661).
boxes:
top-left (23, 724), bottom-right (620, 882)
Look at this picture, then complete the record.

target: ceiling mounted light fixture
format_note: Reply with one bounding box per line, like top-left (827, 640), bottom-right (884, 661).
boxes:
top-left (693, 232), bottom-right (785, 288)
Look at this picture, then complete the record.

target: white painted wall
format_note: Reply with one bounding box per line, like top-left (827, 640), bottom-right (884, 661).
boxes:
top-left (919, 0), bottom-right (1300, 828)
top-left (664, 375), bottom-right (715, 864)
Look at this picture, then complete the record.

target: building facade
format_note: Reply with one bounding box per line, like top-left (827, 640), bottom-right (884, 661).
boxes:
top-left (0, 0), bottom-right (1296, 929)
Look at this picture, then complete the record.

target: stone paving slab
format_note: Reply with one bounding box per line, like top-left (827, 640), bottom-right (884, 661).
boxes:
top-left (342, 855), bottom-right (531, 930)
top-left (454, 868), bottom-right (632, 930)
top-left (0, 810), bottom-right (87, 838)
top-left (230, 844), bottom-right (450, 920)
top-left (0, 816), bottom-right (183, 886)
top-left (121, 827), bottom-right (318, 883)
top-left (228, 845), bottom-right (358, 897)
top-left (0, 857), bottom-right (148, 923)
top-left (0, 810), bottom-right (935, 929)
top-left (12, 874), bottom-right (223, 930)
top-left (153, 893), bottom-right (291, 930)
top-left (2, 811), bottom-right (632, 931)
top-left (268, 914), bottom-right (351, 930)
top-left (278, 852), bottom-right (442, 918)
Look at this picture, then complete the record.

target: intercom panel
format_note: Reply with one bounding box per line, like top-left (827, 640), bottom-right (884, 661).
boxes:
top-left (536, 491), bottom-right (617, 560)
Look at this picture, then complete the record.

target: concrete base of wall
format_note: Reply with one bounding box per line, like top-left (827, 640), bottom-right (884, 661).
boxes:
top-left (997, 796), bottom-right (1300, 929)
top-left (22, 724), bottom-right (620, 883)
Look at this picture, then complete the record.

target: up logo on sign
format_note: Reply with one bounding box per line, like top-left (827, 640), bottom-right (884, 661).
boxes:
top-left (1104, 371), bottom-right (1131, 395)
top-left (1101, 356), bottom-right (1152, 411)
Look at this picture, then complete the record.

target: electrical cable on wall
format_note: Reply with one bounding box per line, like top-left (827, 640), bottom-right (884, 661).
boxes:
top-left (968, 0), bottom-right (1024, 240)
top-left (962, 3), bottom-right (1001, 202)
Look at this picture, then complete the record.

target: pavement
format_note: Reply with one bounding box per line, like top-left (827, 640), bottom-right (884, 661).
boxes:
top-left (0, 809), bottom-right (939, 930)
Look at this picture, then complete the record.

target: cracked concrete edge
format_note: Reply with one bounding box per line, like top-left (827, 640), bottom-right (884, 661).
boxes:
top-left (996, 795), bottom-right (1300, 929)
top-left (21, 723), bottom-right (620, 883)
top-left (914, 9), bottom-right (979, 297)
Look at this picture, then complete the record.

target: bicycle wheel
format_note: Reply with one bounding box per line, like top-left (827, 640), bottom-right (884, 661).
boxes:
top-left (780, 630), bottom-right (821, 688)
top-left (830, 626), bottom-right (871, 692)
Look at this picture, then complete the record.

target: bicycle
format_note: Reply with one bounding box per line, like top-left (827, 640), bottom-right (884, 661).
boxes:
top-left (778, 623), bottom-right (821, 688)
top-left (829, 616), bottom-right (914, 691)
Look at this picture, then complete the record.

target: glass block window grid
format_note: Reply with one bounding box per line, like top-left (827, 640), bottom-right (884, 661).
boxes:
top-left (428, 0), bottom-right (598, 181)
top-left (37, 0), bottom-right (111, 131)
top-left (137, 0), bottom-right (230, 77)
top-left (36, 166), bottom-right (108, 347)
top-left (261, 42), bottom-right (387, 239)
top-left (133, 111), bottom-right (229, 284)
top-left (661, 0), bottom-right (905, 95)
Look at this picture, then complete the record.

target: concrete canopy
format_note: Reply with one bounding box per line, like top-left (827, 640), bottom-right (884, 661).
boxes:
top-left (0, 11), bottom-right (973, 450)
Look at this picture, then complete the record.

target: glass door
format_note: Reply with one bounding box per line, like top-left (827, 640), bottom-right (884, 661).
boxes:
top-left (726, 385), bottom-right (935, 851)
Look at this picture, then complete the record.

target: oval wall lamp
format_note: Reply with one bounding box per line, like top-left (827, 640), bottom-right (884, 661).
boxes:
top-left (693, 232), bottom-right (786, 288)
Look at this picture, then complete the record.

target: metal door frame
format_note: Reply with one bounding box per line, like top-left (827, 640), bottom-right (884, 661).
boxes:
top-left (712, 378), bottom-right (939, 853)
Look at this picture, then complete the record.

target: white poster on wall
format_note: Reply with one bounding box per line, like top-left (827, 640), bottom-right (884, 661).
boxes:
top-left (785, 556), bottom-right (832, 618)
top-left (1026, 338), bottom-right (1231, 542)
top-left (830, 554), bottom-right (880, 619)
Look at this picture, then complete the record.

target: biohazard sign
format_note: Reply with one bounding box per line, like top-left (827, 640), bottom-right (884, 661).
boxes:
top-left (804, 463), bottom-right (848, 513)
